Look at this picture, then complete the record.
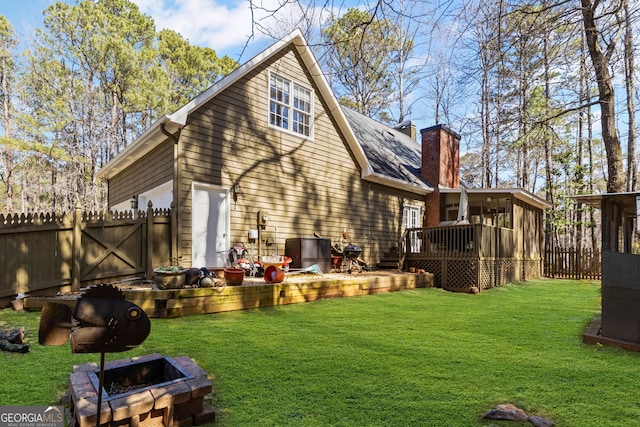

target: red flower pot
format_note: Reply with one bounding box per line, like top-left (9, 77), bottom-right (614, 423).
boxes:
top-left (224, 268), bottom-right (245, 286)
top-left (264, 265), bottom-right (285, 283)
top-left (331, 255), bottom-right (343, 270)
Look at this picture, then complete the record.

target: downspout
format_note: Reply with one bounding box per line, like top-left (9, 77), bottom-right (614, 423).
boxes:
top-left (161, 123), bottom-right (182, 265)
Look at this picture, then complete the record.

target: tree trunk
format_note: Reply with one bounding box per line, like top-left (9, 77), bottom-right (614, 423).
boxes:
top-left (624, 0), bottom-right (637, 191)
top-left (580, 0), bottom-right (625, 193)
top-left (1, 55), bottom-right (14, 213)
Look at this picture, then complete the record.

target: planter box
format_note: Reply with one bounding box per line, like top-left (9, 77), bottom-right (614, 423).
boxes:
top-left (24, 273), bottom-right (434, 318)
top-left (153, 270), bottom-right (186, 289)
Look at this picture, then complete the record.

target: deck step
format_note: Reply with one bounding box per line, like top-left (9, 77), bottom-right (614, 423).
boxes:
top-left (377, 247), bottom-right (400, 269)
top-left (376, 260), bottom-right (400, 269)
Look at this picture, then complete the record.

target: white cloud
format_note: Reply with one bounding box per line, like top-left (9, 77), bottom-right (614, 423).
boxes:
top-left (132, 0), bottom-right (346, 58)
top-left (132, 0), bottom-right (265, 55)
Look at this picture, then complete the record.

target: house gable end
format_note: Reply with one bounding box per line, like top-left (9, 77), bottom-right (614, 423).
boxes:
top-left (99, 30), bottom-right (432, 195)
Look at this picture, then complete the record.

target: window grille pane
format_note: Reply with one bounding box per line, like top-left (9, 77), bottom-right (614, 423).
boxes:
top-left (271, 75), bottom-right (290, 104)
top-left (293, 84), bottom-right (311, 113)
top-left (270, 102), bottom-right (289, 129)
top-left (292, 111), bottom-right (309, 136)
top-left (292, 83), bottom-right (311, 136)
top-left (270, 74), bottom-right (291, 130)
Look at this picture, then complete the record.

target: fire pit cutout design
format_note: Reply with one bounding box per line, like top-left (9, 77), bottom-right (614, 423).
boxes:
top-left (88, 355), bottom-right (192, 399)
top-left (69, 353), bottom-right (215, 427)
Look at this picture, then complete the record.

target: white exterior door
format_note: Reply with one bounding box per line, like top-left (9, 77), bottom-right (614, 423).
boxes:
top-left (403, 205), bottom-right (421, 253)
top-left (192, 184), bottom-right (230, 268)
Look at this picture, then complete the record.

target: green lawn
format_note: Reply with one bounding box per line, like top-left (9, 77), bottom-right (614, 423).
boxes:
top-left (1, 279), bottom-right (638, 426)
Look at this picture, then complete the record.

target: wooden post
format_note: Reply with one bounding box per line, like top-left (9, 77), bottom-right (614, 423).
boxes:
top-left (170, 201), bottom-right (178, 262)
top-left (72, 202), bottom-right (82, 292)
top-left (399, 229), bottom-right (409, 271)
top-left (146, 201), bottom-right (154, 280)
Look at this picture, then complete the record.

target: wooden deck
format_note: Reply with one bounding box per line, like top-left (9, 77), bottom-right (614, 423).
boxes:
top-left (23, 271), bottom-right (434, 318)
top-left (401, 224), bottom-right (544, 291)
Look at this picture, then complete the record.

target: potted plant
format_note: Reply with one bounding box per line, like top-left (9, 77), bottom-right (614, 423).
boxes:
top-left (153, 256), bottom-right (187, 289)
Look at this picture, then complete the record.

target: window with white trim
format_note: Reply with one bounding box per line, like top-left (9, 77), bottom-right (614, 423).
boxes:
top-left (269, 72), bottom-right (313, 137)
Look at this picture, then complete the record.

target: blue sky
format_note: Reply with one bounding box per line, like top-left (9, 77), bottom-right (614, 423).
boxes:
top-left (0, 0), bottom-right (274, 60)
top-left (0, 0), bottom-right (53, 32)
top-left (0, 0), bottom-right (438, 133)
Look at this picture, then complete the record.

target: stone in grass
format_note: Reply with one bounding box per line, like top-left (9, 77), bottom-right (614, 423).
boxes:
top-left (484, 403), bottom-right (529, 422)
top-left (0, 328), bottom-right (29, 353)
top-left (0, 340), bottom-right (29, 353)
top-left (0, 328), bottom-right (24, 344)
top-left (529, 415), bottom-right (555, 427)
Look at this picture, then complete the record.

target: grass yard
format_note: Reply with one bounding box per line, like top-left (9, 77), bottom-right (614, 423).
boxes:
top-left (1, 279), bottom-right (638, 426)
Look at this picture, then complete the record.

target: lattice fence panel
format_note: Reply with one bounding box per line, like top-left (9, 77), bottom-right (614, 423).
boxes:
top-left (479, 260), bottom-right (494, 290)
top-left (413, 260), bottom-right (442, 288)
top-left (407, 255), bottom-right (545, 292)
top-left (523, 259), bottom-right (542, 280)
top-left (498, 259), bottom-right (516, 286)
top-left (443, 260), bottom-right (478, 291)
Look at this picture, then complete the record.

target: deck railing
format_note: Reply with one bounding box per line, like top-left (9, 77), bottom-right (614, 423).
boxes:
top-left (398, 224), bottom-right (525, 290)
top-left (400, 224), bottom-right (515, 263)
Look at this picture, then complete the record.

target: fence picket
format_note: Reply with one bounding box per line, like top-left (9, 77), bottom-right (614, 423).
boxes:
top-left (0, 203), bottom-right (173, 299)
top-left (544, 246), bottom-right (601, 279)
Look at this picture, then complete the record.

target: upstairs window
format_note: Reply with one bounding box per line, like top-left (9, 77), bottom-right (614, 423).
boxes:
top-left (269, 72), bottom-right (313, 137)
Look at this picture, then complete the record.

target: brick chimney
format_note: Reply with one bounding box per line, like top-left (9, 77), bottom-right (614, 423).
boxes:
top-left (420, 124), bottom-right (461, 227)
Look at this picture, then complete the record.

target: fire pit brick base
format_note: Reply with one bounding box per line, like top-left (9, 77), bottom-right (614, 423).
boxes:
top-left (69, 353), bottom-right (215, 427)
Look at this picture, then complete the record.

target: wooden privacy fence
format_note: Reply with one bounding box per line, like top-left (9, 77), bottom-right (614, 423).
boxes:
top-left (543, 246), bottom-right (601, 279)
top-left (0, 203), bottom-right (172, 299)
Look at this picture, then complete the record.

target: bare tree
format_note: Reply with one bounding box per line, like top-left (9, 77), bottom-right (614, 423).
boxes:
top-left (377, 0), bottom-right (428, 123)
top-left (580, 0), bottom-right (625, 193)
top-left (0, 16), bottom-right (17, 213)
top-left (623, 0), bottom-right (637, 191)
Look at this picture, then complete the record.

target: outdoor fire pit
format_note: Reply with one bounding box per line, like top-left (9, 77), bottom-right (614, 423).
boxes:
top-left (68, 353), bottom-right (215, 427)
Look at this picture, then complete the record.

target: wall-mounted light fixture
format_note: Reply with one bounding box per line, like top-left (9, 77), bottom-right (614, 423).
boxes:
top-left (130, 195), bottom-right (138, 210)
top-left (232, 184), bottom-right (242, 202)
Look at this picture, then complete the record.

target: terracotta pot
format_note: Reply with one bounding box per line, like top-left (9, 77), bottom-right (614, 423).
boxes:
top-left (331, 255), bottom-right (343, 269)
top-left (11, 299), bottom-right (24, 311)
top-left (264, 265), bottom-right (285, 283)
top-left (224, 268), bottom-right (245, 286)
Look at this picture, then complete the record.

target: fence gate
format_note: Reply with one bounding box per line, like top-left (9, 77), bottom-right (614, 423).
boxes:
top-left (80, 219), bottom-right (146, 282)
top-left (0, 204), bottom-right (172, 299)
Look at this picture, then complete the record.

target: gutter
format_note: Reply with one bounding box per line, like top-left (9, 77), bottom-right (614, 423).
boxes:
top-left (364, 172), bottom-right (433, 196)
top-left (440, 187), bottom-right (551, 210)
top-left (161, 122), bottom-right (181, 144)
top-left (96, 116), bottom-right (183, 180)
